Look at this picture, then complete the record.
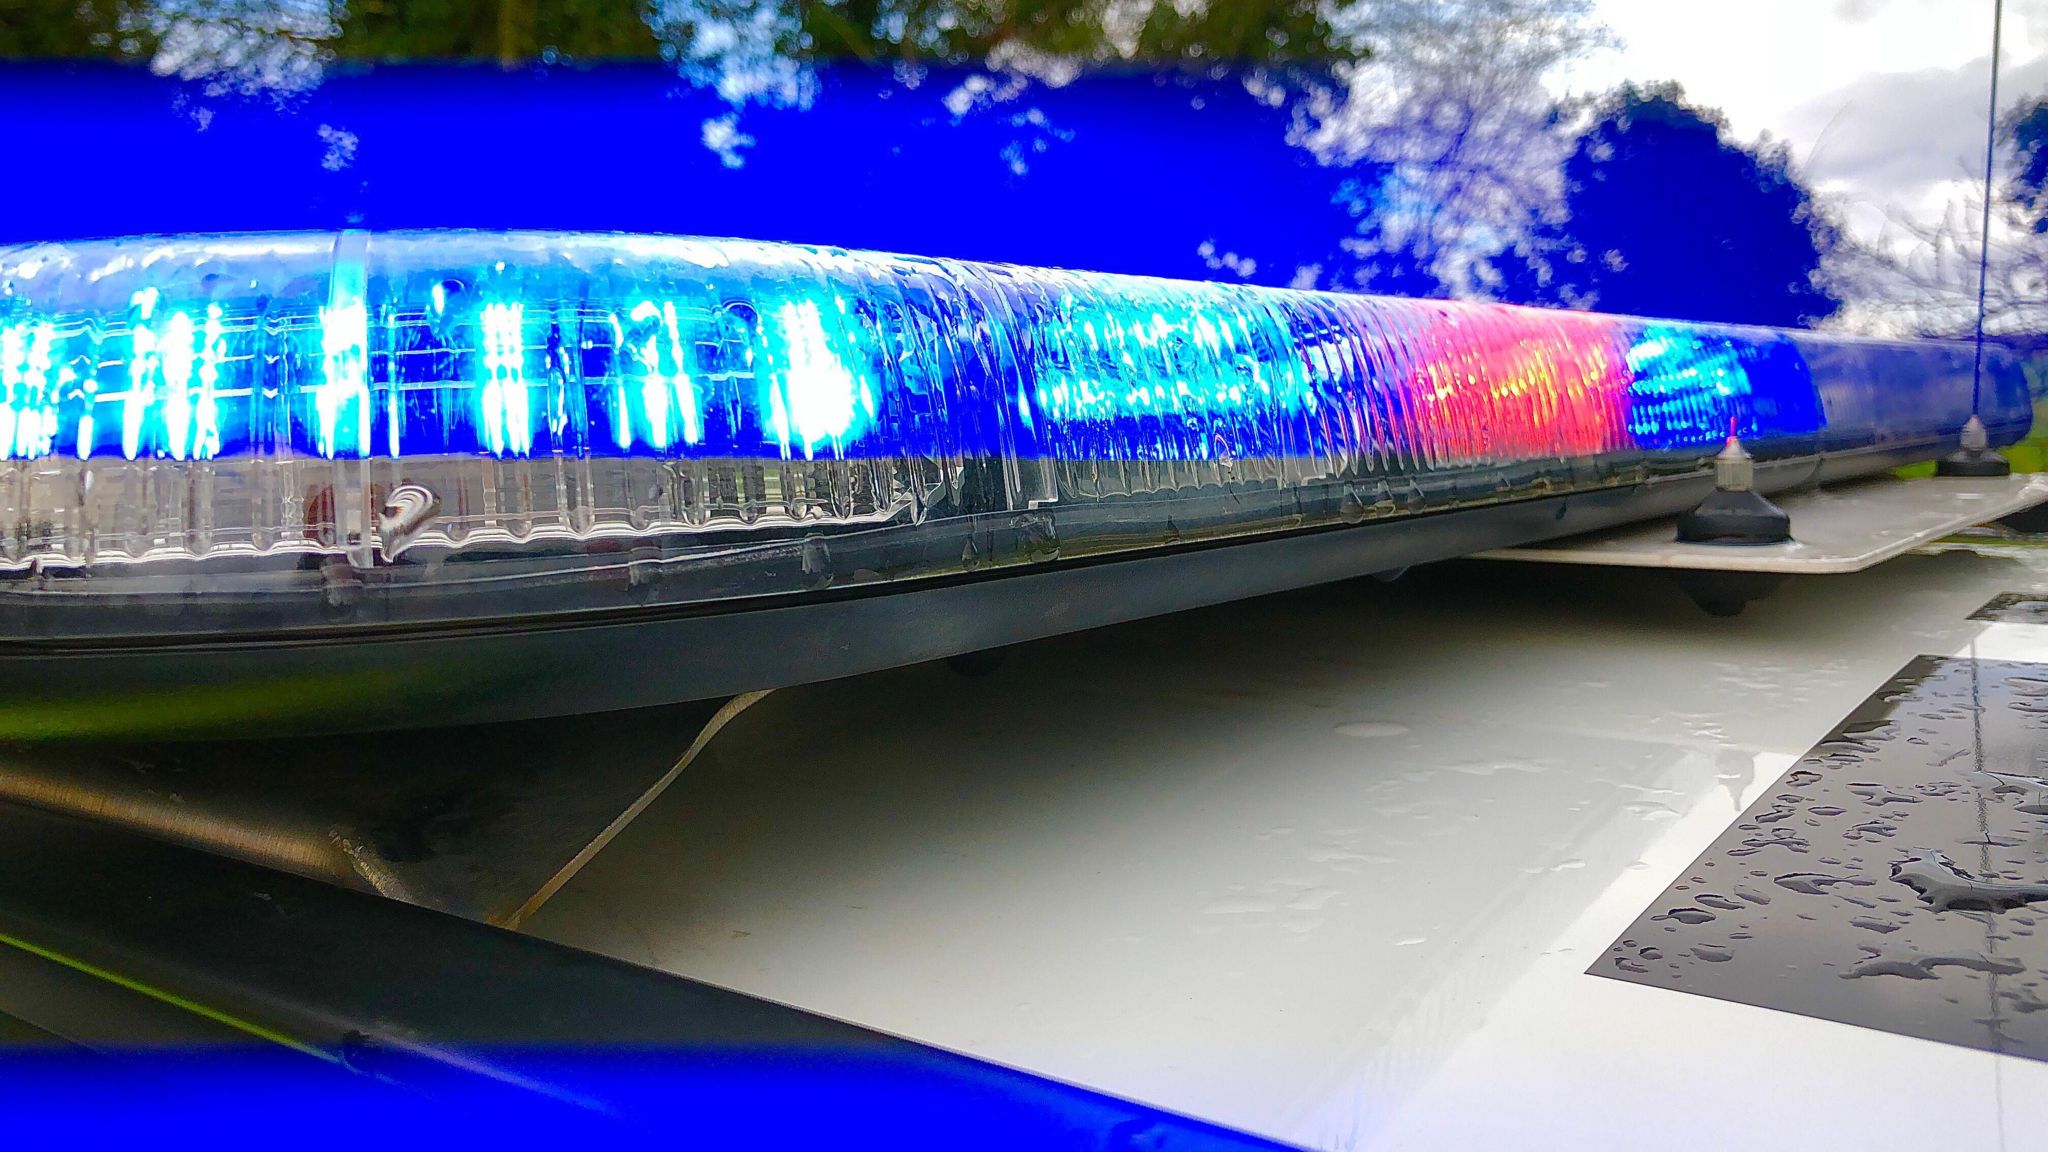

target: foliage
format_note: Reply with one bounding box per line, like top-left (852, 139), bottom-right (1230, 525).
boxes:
top-left (791, 0), bottom-right (1347, 67)
top-left (1494, 82), bottom-right (1842, 328)
top-left (335, 0), bottom-right (664, 64)
top-left (0, 0), bottom-right (1370, 69)
top-left (1859, 95), bottom-right (2048, 339)
top-left (2013, 97), bottom-right (2048, 234)
top-left (0, 0), bottom-right (154, 58)
top-left (1308, 0), bottom-right (1608, 297)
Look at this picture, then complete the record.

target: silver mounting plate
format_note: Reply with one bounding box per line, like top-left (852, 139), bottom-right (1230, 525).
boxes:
top-left (1474, 474), bottom-right (2048, 574)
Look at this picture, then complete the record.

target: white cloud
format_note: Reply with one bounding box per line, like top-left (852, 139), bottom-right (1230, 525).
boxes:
top-left (1555, 2), bottom-right (2048, 246)
top-left (1545, 0), bottom-right (2048, 330)
top-left (1561, 0), bottom-right (2005, 146)
top-left (1791, 53), bottom-right (2048, 209)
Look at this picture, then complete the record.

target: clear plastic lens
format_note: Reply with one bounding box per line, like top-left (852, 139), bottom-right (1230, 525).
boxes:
top-left (0, 230), bottom-right (2028, 640)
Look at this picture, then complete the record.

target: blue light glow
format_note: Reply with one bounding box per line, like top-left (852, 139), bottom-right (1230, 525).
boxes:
top-left (0, 321), bottom-right (59, 461)
top-left (0, 1048), bottom-right (1292, 1150)
top-left (479, 301), bottom-right (532, 458)
top-left (766, 299), bottom-right (863, 457)
top-left (0, 231), bottom-right (2023, 483)
top-left (317, 259), bottom-right (371, 459)
top-left (0, 229), bottom-right (2030, 633)
top-left (618, 298), bottom-right (702, 453)
top-left (1621, 324), bottom-right (1824, 451)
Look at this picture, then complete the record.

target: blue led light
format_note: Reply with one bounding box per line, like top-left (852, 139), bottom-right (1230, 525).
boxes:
top-left (764, 298), bottom-right (868, 457)
top-left (0, 229), bottom-right (2028, 594)
top-left (0, 230), bottom-right (1920, 472)
top-left (317, 257), bottom-right (372, 459)
top-left (1622, 324), bottom-right (1824, 452)
top-left (480, 301), bottom-right (533, 458)
top-left (0, 320), bottom-right (61, 461)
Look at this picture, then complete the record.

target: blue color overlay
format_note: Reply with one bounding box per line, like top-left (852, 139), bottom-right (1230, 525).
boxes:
top-left (2, 229), bottom-right (1982, 475)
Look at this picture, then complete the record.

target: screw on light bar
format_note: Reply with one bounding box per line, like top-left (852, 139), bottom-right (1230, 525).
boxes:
top-left (0, 230), bottom-right (2030, 641)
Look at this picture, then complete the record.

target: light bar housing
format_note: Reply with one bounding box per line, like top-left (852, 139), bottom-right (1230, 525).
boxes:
top-left (0, 231), bottom-right (2029, 731)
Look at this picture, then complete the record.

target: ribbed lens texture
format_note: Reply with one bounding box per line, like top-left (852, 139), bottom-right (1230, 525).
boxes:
top-left (0, 230), bottom-right (2019, 573)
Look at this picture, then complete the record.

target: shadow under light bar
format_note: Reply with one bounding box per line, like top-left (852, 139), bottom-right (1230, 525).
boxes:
top-left (0, 231), bottom-right (2029, 734)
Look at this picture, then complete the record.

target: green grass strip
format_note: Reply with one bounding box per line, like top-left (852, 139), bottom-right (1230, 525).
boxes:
top-left (0, 929), bottom-right (333, 1061)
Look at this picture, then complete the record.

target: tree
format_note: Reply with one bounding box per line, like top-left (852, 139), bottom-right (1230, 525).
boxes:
top-left (1494, 82), bottom-right (1842, 328)
top-left (0, 0), bottom-right (154, 59)
top-left (643, 0), bottom-right (1369, 110)
top-left (144, 1), bottom-right (339, 92)
top-left (2013, 96), bottom-right (2048, 232)
top-left (1, 0), bottom-right (1372, 70)
top-left (336, 0), bottom-right (663, 65)
top-left (786, 0), bottom-right (1349, 68)
top-left (1305, 0), bottom-right (1608, 297)
top-left (2001, 98), bottom-right (2048, 336)
top-left (1844, 95), bottom-right (2048, 338)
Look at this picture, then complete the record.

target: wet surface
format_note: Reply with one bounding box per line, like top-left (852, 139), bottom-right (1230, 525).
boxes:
top-left (1971, 591), bottom-right (2048, 625)
top-left (531, 551), bottom-right (2048, 1147)
top-left (1598, 656), bottom-right (2048, 1058)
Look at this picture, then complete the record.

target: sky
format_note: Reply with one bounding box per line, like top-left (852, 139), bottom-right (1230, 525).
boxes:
top-left (1555, 0), bottom-right (2044, 253)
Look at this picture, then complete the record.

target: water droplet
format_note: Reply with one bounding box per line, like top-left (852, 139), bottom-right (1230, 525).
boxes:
top-left (1774, 872), bottom-right (1876, 902)
top-left (1841, 943), bottom-right (2025, 980)
top-left (1891, 851), bottom-right (2048, 912)
top-left (1846, 783), bottom-right (1920, 806)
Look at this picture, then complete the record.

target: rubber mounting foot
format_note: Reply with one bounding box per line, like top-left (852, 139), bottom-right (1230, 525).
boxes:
top-left (1936, 448), bottom-right (2011, 478)
top-left (1676, 488), bottom-right (1792, 545)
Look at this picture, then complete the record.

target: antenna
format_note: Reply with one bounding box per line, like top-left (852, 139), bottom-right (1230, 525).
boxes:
top-left (1940, 0), bottom-right (2014, 477)
top-left (1972, 0), bottom-right (2004, 409)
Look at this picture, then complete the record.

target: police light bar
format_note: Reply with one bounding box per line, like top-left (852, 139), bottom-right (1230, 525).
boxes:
top-left (0, 231), bottom-right (2028, 734)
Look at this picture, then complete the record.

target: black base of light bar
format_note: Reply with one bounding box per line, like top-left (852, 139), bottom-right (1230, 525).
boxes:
top-left (0, 798), bottom-right (1288, 1147)
top-left (0, 445), bottom-right (1945, 737)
